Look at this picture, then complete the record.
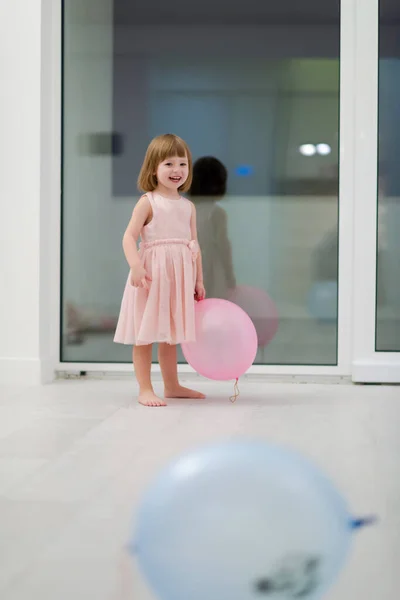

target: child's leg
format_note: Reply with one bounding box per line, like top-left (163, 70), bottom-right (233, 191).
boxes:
top-left (158, 343), bottom-right (206, 399)
top-left (133, 344), bottom-right (166, 407)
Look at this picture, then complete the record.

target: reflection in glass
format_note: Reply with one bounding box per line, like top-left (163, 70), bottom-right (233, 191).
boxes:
top-left (377, 1), bottom-right (400, 351)
top-left (62, 0), bottom-right (340, 365)
top-left (191, 157), bottom-right (236, 301)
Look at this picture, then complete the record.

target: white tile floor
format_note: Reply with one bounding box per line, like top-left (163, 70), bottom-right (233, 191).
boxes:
top-left (0, 377), bottom-right (399, 600)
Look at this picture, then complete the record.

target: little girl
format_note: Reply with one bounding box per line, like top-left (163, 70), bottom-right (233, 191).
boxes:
top-left (114, 134), bottom-right (206, 407)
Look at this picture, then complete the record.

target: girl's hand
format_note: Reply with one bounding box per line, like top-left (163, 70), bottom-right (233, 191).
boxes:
top-left (195, 281), bottom-right (206, 301)
top-left (130, 263), bottom-right (152, 289)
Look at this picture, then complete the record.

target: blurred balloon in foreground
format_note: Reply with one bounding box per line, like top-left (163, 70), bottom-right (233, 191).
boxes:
top-left (182, 299), bottom-right (257, 380)
top-left (229, 285), bottom-right (279, 347)
top-left (308, 281), bottom-right (338, 323)
top-left (132, 440), bottom-right (375, 600)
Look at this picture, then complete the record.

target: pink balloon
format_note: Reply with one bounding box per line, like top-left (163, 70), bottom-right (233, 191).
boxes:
top-left (182, 299), bottom-right (258, 381)
top-left (228, 285), bottom-right (279, 347)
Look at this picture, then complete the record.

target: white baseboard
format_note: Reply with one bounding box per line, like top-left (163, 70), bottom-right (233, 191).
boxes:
top-left (40, 357), bottom-right (57, 384)
top-left (0, 357), bottom-right (56, 385)
top-left (57, 370), bottom-right (351, 385)
top-left (352, 360), bottom-right (400, 384)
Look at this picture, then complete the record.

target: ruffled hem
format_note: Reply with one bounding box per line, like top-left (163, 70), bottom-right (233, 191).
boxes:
top-left (115, 334), bottom-right (197, 346)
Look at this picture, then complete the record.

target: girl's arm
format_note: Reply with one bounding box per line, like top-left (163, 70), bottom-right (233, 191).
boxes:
top-left (122, 195), bottom-right (152, 288)
top-left (190, 202), bottom-right (206, 299)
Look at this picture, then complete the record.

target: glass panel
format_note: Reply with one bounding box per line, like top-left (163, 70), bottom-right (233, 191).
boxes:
top-left (376, 1), bottom-right (400, 351)
top-left (62, 0), bottom-right (340, 365)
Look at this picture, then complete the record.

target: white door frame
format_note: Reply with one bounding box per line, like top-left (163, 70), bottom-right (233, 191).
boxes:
top-left (47, 0), bottom-right (399, 381)
top-left (351, 0), bottom-right (400, 383)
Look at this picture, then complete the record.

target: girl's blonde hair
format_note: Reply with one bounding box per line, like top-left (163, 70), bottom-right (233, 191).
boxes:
top-left (137, 134), bottom-right (193, 193)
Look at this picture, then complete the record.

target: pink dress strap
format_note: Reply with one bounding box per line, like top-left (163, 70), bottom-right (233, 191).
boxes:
top-left (144, 191), bottom-right (155, 209)
top-left (142, 192), bottom-right (156, 231)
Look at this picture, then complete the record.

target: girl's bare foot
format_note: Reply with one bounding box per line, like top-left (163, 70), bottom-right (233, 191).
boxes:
top-left (138, 390), bottom-right (167, 407)
top-left (164, 385), bottom-right (206, 399)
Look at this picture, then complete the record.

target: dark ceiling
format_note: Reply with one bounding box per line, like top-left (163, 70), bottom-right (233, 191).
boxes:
top-left (113, 0), bottom-right (399, 25)
top-left (114, 0), bottom-right (340, 25)
top-left (65, 1), bottom-right (400, 27)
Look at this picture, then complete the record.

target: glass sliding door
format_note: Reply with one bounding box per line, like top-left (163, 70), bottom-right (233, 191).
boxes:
top-left (61, 0), bottom-right (341, 367)
top-left (377, 0), bottom-right (400, 352)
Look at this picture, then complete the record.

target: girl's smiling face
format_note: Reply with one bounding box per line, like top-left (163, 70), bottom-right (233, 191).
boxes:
top-left (156, 155), bottom-right (189, 195)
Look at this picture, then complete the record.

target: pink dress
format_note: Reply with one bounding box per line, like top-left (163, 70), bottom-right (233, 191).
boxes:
top-left (114, 191), bottom-right (199, 346)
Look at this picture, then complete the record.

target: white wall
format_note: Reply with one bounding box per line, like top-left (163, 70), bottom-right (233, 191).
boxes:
top-left (0, 0), bottom-right (50, 384)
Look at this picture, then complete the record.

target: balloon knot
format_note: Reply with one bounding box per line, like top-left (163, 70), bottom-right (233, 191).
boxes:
top-left (350, 516), bottom-right (377, 530)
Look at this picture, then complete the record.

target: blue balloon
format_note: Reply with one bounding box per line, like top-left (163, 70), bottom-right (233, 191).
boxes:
top-left (132, 440), bottom-right (373, 600)
top-left (308, 281), bottom-right (338, 322)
